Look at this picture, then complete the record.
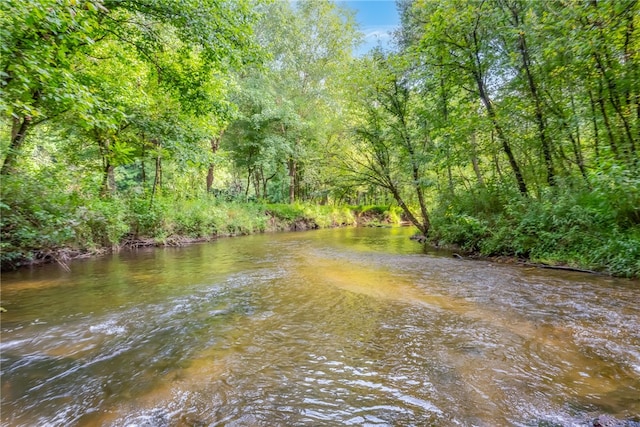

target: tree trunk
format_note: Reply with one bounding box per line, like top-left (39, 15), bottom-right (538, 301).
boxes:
top-left (470, 131), bottom-right (485, 187)
top-left (569, 94), bottom-right (588, 182)
top-left (544, 88), bottom-right (589, 183)
top-left (439, 63), bottom-right (454, 194)
top-left (245, 166), bottom-right (253, 198)
top-left (101, 163), bottom-right (116, 196)
top-left (476, 75), bottom-right (528, 195)
top-left (1, 116), bottom-right (31, 175)
top-left (594, 48), bottom-right (636, 162)
top-left (596, 79), bottom-right (619, 158)
top-left (1, 89), bottom-right (41, 175)
top-left (263, 172), bottom-right (276, 201)
top-left (393, 85), bottom-right (432, 235)
top-left (288, 157), bottom-right (296, 204)
top-left (150, 144), bottom-right (162, 208)
top-left (516, 29), bottom-right (555, 186)
top-left (389, 184), bottom-right (428, 236)
top-left (588, 88), bottom-right (601, 160)
top-left (206, 166), bottom-right (215, 193)
top-left (141, 141), bottom-right (147, 187)
top-left (98, 136), bottom-right (116, 196)
top-left (206, 133), bottom-right (222, 193)
top-left (253, 169), bottom-right (261, 199)
top-left (408, 148), bottom-right (431, 235)
top-left (468, 21), bottom-right (527, 195)
top-left (446, 154), bottom-right (454, 194)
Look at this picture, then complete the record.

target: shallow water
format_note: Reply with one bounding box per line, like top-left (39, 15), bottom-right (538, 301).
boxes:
top-left (1, 227), bottom-right (639, 426)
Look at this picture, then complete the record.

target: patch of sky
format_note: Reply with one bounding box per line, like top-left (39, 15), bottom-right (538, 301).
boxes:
top-left (338, 0), bottom-right (400, 56)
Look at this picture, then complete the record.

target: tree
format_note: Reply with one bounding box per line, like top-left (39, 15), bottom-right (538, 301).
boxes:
top-left (497, 0), bottom-right (556, 186)
top-left (1, 0), bottom-right (260, 181)
top-left (346, 52), bottom-right (432, 235)
top-left (404, 0), bottom-right (530, 195)
top-left (223, 0), bottom-right (360, 203)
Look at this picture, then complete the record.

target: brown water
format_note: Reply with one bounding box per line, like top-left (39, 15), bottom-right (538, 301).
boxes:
top-left (1, 227), bottom-right (639, 426)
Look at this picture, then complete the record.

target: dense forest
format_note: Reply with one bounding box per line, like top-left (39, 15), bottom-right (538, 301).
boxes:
top-left (1, 0), bottom-right (639, 277)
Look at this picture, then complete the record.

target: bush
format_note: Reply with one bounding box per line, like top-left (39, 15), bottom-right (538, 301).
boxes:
top-left (352, 204), bottom-right (402, 225)
top-left (432, 211), bottom-right (488, 251)
top-left (222, 202), bottom-right (268, 235)
top-left (432, 179), bottom-right (640, 277)
top-left (265, 203), bottom-right (306, 222)
top-left (168, 199), bottom-right (220, 237)
top-left (1, 176), bottom-right (77, 267)
top-left (74, 198), bottom-right (129, 248)
top-left (127, 197), bottom-right (168, 238)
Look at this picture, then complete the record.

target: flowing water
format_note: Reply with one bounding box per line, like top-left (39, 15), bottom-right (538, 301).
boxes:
top-left (1, 227), bottom-right (639, 426)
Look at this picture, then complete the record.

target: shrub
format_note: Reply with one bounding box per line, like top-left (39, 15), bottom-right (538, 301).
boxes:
top-left (352, 204), bottom-right (402, 225)
top-left (127, 197), bottom-right (168, 238)
top-left (74, 198), bottom-right (129, 248)
top-left (431, 180), bottom-right (640, 277)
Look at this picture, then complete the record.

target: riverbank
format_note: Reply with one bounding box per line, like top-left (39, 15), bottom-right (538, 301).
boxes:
top-left (0, 197), bottom-right (401, 271)
top-left (1, 180), bottom-right (638, 277)
top-left (427, 184), bottom-right (640, 279)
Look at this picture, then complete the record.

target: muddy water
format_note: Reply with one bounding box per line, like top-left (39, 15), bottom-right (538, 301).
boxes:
top-left (1, 227), bottom-right (639, 426)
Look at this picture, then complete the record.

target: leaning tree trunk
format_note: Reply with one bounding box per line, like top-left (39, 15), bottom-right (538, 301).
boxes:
top-left (1, 90), bottom-right (41, 175)
top-left (405, 139), bottom-right (431, 236)
top-left (389, 185), bottom-right (428, 236)
top-left (150, 141), bottom-right (162, 208)
top-left (517, 31), bottom-right (555, 187)
top-left (468, 26), bottom-right (528, 195)
top-left (477, 77), bottom-right (528, 196)
top-left (263, 171), bottom-right (276, 200)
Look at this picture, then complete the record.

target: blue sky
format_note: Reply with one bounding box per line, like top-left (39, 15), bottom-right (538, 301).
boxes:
top-left (339, 1), bottom-right (400, 55)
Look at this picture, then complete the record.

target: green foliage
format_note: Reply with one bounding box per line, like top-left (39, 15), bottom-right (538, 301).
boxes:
top-left (167, 199), bottom-right (220, 237)
top-left (265, 203), bottom-right (306, 221)
top-left (0, 175), bottom-right (129, 266)
top-left (265, 203), bottom-right (356, 229)
top-left (301, 205), bottom-right (356, 228)
top-left (127, 197), bottom-right (168, 238)
top-left (432, 213), bottom-right (489, 252)
top-left (211, 202), bottom-right (268, 235)
top-left (0, 178), bottom-right (76, 265)
top-left (1, 0), bottom-right (261, 182)
top-left (357, 205), bottom-right (387, 216)
top-left (74, 198), bottom-right (129, 248)
top-left (345, 52), bottom-right (434, 234)
top-left (222, 0), bottom-right (360, 203)
top-left (0, 187), bottom-right (364, 270)
top-left (433, 173), bottom-right (640, 277)
top-left (353, 205), bottom-right (403, 225)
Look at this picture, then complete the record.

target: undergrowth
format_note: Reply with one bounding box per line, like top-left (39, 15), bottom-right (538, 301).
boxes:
top-left (431, 169), bottom-right (640, 278)
top-left (2, 165), bottom-right (637, 279)
top-left (0, 178), bottom-right (386, 270)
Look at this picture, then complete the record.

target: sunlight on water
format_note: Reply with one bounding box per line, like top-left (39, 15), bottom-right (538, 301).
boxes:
top-left (1, 227), bottom-right (639, 426)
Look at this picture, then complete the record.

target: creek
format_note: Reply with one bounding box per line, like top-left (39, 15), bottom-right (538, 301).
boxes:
top-left (1, 227), bottom-right (639, 426)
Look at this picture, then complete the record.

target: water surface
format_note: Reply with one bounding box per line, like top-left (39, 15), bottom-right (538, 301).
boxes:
top-left (1, 227), bottom-right (639, 426)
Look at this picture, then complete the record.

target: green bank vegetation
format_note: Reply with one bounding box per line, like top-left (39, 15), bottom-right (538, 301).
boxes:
top-left (1, 0), bottom-right (639, 277)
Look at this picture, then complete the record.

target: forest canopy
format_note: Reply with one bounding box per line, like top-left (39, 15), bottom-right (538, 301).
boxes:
top-left (1, 0), bottom-right (639, 277)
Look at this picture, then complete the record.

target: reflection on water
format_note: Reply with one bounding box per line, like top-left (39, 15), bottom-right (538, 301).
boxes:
top-left (1, 227), bottom-right (639, 426)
